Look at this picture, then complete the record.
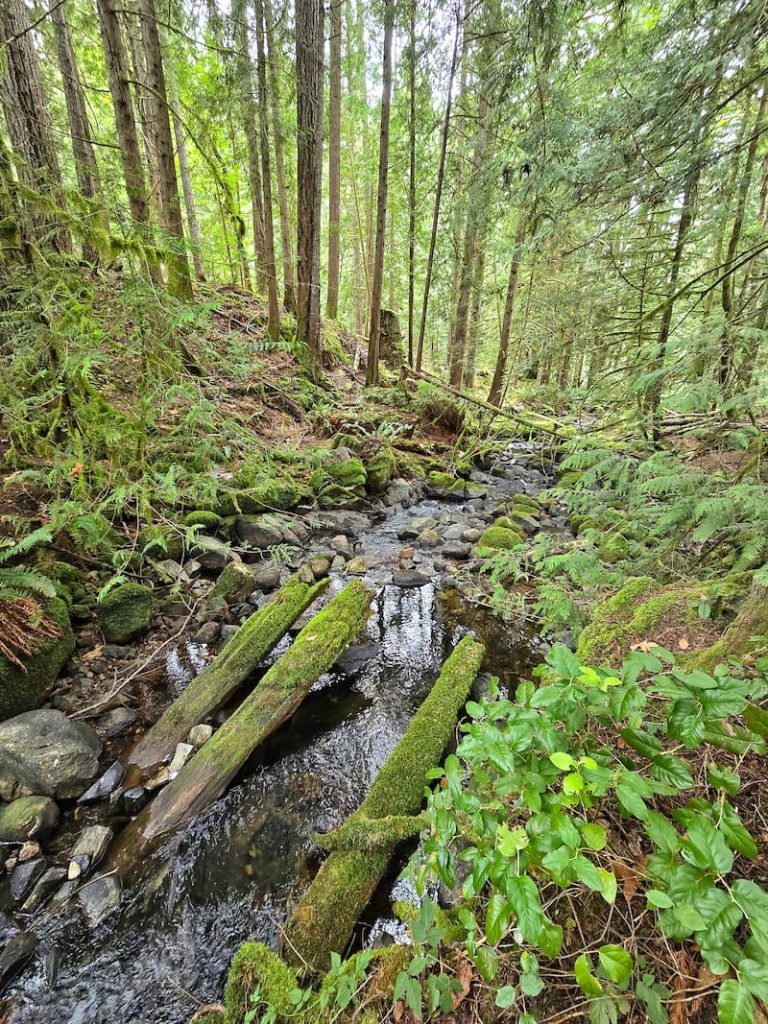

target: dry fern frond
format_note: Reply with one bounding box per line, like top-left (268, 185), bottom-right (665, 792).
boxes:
top-left (0, 598), bottom-right (62, 669)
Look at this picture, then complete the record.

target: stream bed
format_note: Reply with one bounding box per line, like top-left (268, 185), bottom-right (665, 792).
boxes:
top-left (5, 446), bottom-right (558, 1024)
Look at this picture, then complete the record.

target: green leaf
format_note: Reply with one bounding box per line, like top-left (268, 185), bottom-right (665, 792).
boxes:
top-left (644, 811), bottom-right (681, 853)
top-left (717, 979), bottom-right (754, 1024)
top-left (507, 875), bottom-right (542, 944)
top-left (539, 919), bottom-right (563, 958)
top-left (599, 868), bottom-right (618, 905)
top-left (598, 945), bottom-right (633, 985)
top-left (740, 959), bottom-right (768, 1002)
top-left (495, 985), bottom-right (516, 1008)
top-left (485, 893), bottom-right (511, 946)
top-left (549, 751), bottom-right (575, 771)
top-left (473, 946), bottom-right (499, 981)
top-left (547, 643), bottom-right (581, 679)
top-left (581, 822), bottom-right (607, 850)
top-left (733, 880), bottom-right (768, 946)
top-left (573, 855), bottom-right (603, 892)
top-left (682, 816), bottom-right (733, 874)
top-left (674, 905), bottom-right (707, 931)
top-left (574, 954), bottom-right (603, 996)
top-left (744, 704), bottom-right (768, 739)
top-left (647, 889), bottom-right (674, 909)
top-left (497, 824), bottom-right (529, 855)
top-left (707, 764), bottom-right (740, 795)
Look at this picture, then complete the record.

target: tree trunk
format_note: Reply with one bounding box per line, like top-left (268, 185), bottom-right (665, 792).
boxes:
top-left (296, 0), bottom-right (325, 368)
top-left (95, 0), bottom-right (160, 282)
top-left (0, 0), bottom-right (70, 254)
top-left (254, 0), bottom-right (281, 338)
top-left (50, 1), bottom-right (110, 262)
top-left (234, 0), bottom-right (267, 293)
top-left (326, 0), bottom-right (343, 318)
top-left (464, 247), bottom-right (485, 391)
top-left (365, 0), bottom-right (394, 387)
top-left (415, 11), bottom-right (460, 371)
top-left (139, 0), bottom-right (193, 298)
top-left (407, 0), bottom-right (417, 366)
top-left (487, 214), bottom-right (527, 406)
top-left (264, 0), bottom-right (296, 311)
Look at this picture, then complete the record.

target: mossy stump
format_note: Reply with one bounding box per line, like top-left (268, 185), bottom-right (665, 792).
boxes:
top-left (0, 597), bottom-right (74, 721)
top-left (283, 635), bottom-right (485, 972)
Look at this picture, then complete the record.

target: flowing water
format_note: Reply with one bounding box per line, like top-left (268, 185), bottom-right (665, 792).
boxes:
top-left (5, 448), bottom-right (556, 1024)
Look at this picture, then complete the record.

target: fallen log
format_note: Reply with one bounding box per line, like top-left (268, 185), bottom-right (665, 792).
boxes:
top-left (126, 574), bottom-right (329, 776)
top-left (283, 634), bottom-right (485, 971)
top-left (311, 813), bottom-right (428, 852)
top-left (109, 581), bottom-right (374, 867)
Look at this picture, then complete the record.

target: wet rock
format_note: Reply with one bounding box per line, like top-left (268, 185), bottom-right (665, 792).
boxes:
top-left (122, 786), bottom-right (148, 815)
top-left (252, 565), bottom-right (282, 591)
top-left (220, 624), bottom-right (239, 642)
top-left (78, 760), bottom-right (125, 804)
top-left (183, 558), bottom-right (203, 578)
top-left (192, 535), bottom-right (232, 570)
top-left (96, 583), bottom-right (154, 644)
top-left (10, 858), bottom-right (46, 901)
top-left (442, 542), bottom-right (472, 560)
top-left (21, 866), bottom-right (67, 912)
top-left (427, 472), bottom-right (467, 500)
top-left (95, 707), bottom-right (137, 738)
top-left (442, 523), bottom-right (467, 541)
top-left (466, 498), bottom-right (486, 514)
top-left (193, 620), bottom-right (220, 645)
top-left (311, 510), bottom-right (371, 537)
top-left (416, 528), bottom-right (441, 548)
top-left (346, 556), bottom-right (368, 576)
top-left (0, 597), bottom-right (75, 723)
top-left (398, 516), bottom-right (436, 540)
top-left (169, 742), bottom-right (194, 777)
top-left (0, 911), bottom-right (14, 938)
top-left (234, 514), bottom-right (285, 548)
top-left (18, 841), bottom-right (41, 863)
top-left (100, 644), bottom-right (138, 661)
top-left (51, 879), bottom-right (79, 906)
top-left (0, 796), bottom-right (59, 843)
top-left (329, 535), bottom-right (354, 559)
top-left (392, 570), bottom-right (430, 588)
top-left (399, 546), bottom-right (415, 568)
top-left (153, 559), bottom-right (189, 584)
top-left (78, 874), bottom-right (122, 928)
top-left (308, 555), bottom-right (331, 578)
top-left (331, 555), bottom-right (346, 571)
top-left (297, 563), bottom-right (315, 584)
top-left (461, 527), bottom-right (482, 543)
top-left (0, 710), bottom-right (102, 800)
top-left (187, 723), bottom-right (213, 748)
top-left (145, 766), bottom-right (169, 791)
top-left (0, 931), bottom-right (37, 988)
top-left (335, 641), bottom-right (381, 675)
top-left (384, 478), bottom-right (412, 507)
top-left (472, 672), bottom-right (496, 703)
top-left (69, 825), bottom-right (113, 877)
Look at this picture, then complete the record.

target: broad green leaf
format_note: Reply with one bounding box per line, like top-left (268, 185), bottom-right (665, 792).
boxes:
top-left (495, 985), bottom-right (516, 1008)
top-left (497, 824), bottom-right (529, 856)
top-left (547, 644), bottom-right (581, 679)
top-left (549, 751), bottom-right (574, 771)
top-left (717, 979), bottom-right (754, 1024)
top-left (598, 945), bottom-right (633, 985)
top-left (507, 875), bottom-right (542, 944)
top-left (574, 954), bottom-right (602, 996)
top-left (733, 880), bottom-right (768, 946)
top-left (485, 893), bottom-right (511, 946)
top-left (682, 816), bottom-right (733, 875)
top-left (707, 764), bottom-right (740, 795)
top-left (647, 889), bottom-right (673, 909)
top-left (539, 919), bottom-right (563, 958)
top-left (740, 959), bottom-right (768, 1002)
top-left (581, 822), bottom-right (607, 850)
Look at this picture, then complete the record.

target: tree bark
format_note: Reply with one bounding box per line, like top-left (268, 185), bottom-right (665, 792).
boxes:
top-left (407, 0), bottom-right (417, 366)
top-left (0, 0), bottom-right (70, 254)
top-left (487, 214), bottom-right (528, 406)
top-left (296, 0), bottom-right (324, 368)
top-left (464, 247), bottom-right (485, 391)
top-left (326, 0), bottom-right (343, 319)
top-left (254, 0), bottom-right (282, 338)
top-left (415, 11), bottom-right (460, 372)
top-left (365, 0), bottom-right (394, 387)
top-left (139, 0), bottom-right (193, 298)
top-left (264, 0), bottom-right (296, 311)
top-left (50, 0), bottom-right (110, 262)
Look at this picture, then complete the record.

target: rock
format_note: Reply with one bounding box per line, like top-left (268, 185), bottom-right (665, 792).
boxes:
top-left (461, 528), bottom-right (482, 543)
top-left (331, 555), bottom-right (346, 571)
top-left (96, 583), bottom-right (154, 644)
top-left (416, 528), bottom-right (441, 548)
top-left (426, 472), bottom-right (467, 500)
top-left (209, 562), bottom-right (256, 604)
top-left (100, 644), bottom-right (138, 660)
top-left (308, 555), bottom-right (331, 578)
top-left (399, 546), bottom-right (415, 568)
top-left (392, 570), bottom-right (430, 588)
top-left (477, 526), bottom-right (524, 551)
top-left (183, 558), bottom-right (203, 578)
top-left (366, 448), bottom-right (396, 493)
top-left (169, 742), bottom-right (194, 777)
top-left (18, 841), bottom-right (41, 863)
top-left (311, 447), bottom-right (367, 508)
top-left (152, 559), bottom-right (189, 584)
top-left (311, 510), bottom-right (371, 537)
top-left (234, 515), bottom-right (284, 548)
top-left (122, 786), bottom-right (148, 815)
top-left (184, 510), bottom-right (223, 531)
top-left (51, 879), bottom-right (79, 906)
top-left (0, 931), bottom-right (37, 988)
top-left (21, 866), bottom-right (67, 912)
top-left (220, 624), bottom-right (238, 642)
top-left (0, 597), bottom-right (75, 722)
top-left (138, 524), bottom-right (184, 562)
top-left (95, 707), bottom-right (137, 737)
top-left (297, 563), bottom-right (315, 584)
top-left (192, 535), bottom-right (232, 570)
top-left (346, 556), bottom-right (368, 576)
top-left (442, 523), bottom-right (467, 541)
top-left (187, 723), bottom-right (213, 748)
top-left (69, 825), bottom-right (113, 877)
top-left (398, 516), bottom-right (437, 540)
top-left (442, 542), bottom-right (472, 560)
top-left (0, 710), bottom-right (102, 800)
top-left (193, 620), bottom-right (221, 645)
top-left (0, 796), bottom-right (59, 843)
top-left (10, 858), bottom-right (45, 901)
top-left (78, 874), bottom-right (122, 928)
top-left (384, 479), bottom-right (412, 507)
top-left (252, 565), bottom-right (281, 591)
top-left (77, 760), bottom-right (125, 803)
top-left (329, 535), bottom-right (353, 558)
top-left (334, 641), bottom-right (381, 675)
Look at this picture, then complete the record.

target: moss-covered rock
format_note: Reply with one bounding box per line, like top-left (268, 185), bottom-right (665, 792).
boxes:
top-left (216, 478), bottom-right (313, 516)
top-left (208, 563), bottom-right (256, 604)
top-left (0, 794), bottom-right (59, 842)
top-left (138, 524), bottom-right (184, 562)
top-left (224, 942), bottom-right (299, 1024)
top-left (0, 597), bottom-right (75, 722)
top-left (310, 448), bottom-right (367, 509)
top-left (512, 493), bottom-right (542, 513)
top-left (366, 447), bottom-right (396, 494)
top-left (184, 511), bottom-right (223, 531)
top-left (478, 526), bottom-right (524, 551)
top-left (97, 583), bottom-right (153, 644)
top-left (426, 471), bottom-right (466, 499)
top-left (691, 579), bottom-right (768, 671)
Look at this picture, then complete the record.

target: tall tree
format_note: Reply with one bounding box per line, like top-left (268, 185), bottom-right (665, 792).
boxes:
top-left (488, 216), bottom-right (528, 406)
top-left (406, 0), bottom-right (417, 366)
top-left (365, 0), bottom-right (395, 387)
top-left (295, 0), bottom-right (325, 368)
top-left (253, 0), bottom-right (281, 338)
top-left (326, 0), bottom-right (343, 319)
top-left (139, 0), bottom-right (193, 298)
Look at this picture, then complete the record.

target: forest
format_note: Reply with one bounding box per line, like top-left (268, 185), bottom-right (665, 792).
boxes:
top-left (1, 0), bottom-right (768, 1021)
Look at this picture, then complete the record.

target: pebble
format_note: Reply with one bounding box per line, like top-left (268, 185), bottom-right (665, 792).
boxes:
top-left (122, 787), bottom-right (148, 815)
top-left (168, 742), bottom-right (194, 777)
top-left (220, 624), bottom-right (238, 642)
top-left (391, 569), bottom-right (430, 588)
top-left (193, 620), bottom-right (220, 645)
top-left (10, 858), bottom-right (46, 901)
top-left (252, 565), bottom-right (281, 590)
top-left (308, 555), bottom-right (331, 578)
top-left (95, 707), bottom-right (138, 737)
top-left (187, 724), bottom-right (213, 748)
top-left (78, 760), bottom-right (125, 803)
top-left (18, 842), bottom-right (41, 864)
top-left (78, 874), bottom-right (122, 928)
top-left (346, 556), bottom-right (368, 576)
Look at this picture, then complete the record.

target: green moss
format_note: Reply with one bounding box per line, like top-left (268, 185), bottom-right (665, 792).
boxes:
top-left (313, 813), bottom-right (427, 852)
top-left (512, 494), bottom-right (541, 513)
top-left (184, 510), bottom-right (223, 531)
top-left (209, 563), bottom-right (256, 604)
top-left (597, 534), bottom-right (629, 564)
top-left (427, 471), bottom-right (466, 497)
top-left (311, 451), bottom-right (367, 508)
top-left (393, 901), bottom-right (464, 943)
top-left (0, 597), bottom-right (75, 721)
top-left (97, 582), bottom-right (154, 644)
top-left (478, 526), bottom-right (524, 551)
top-left (366, 448), bottom-right (396, 494)
top-left (0, 794), bottom-right (58, 842)
top-left (217, 478), bottom-right (313, 516)
top-left (284, 636), bottom-right (485, 971)
top-left (558, 470), bottom-right (584, 489)
top-left (224, 942), bottom-right (299, 1024)
top-left (691, 579), bottom-right (768, 671)
top-left (492, 515), bottom-right (515, 530)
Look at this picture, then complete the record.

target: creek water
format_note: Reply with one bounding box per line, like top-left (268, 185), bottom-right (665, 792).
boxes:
top-left (6, 449), bottom-right (554, 1024)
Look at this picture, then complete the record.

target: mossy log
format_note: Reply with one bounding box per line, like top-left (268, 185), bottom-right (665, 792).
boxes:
top-left (283, 635), bottom-right (485, 971)
top-left (312, 813), bottom-right (428, 852)
top-left (126, 574), bottom-right (329, 775)
top-left (691, 578), bottom-right (768, 671)
top-left (110, 581), bottom-right (373, 865)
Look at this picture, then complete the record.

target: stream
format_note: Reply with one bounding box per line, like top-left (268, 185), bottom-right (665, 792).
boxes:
top-left (5, 445), bottom-right (557, 1024)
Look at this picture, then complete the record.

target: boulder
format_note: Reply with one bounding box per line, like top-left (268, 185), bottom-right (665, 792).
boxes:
top-left (234, 515), bottom-right (285, 548)
top-left (366, 448), bottom-right (396, 494)
top-left (477, 526), bottom-right (524, 552)
top-left (416, 528), bottom-right (441, 548)
top-left (346, 557), bottom-right (368, 576)
top-left (252, 565), bottom-right (282, 591)
top-left (0, 796), bottom-right (59, 843)
top-left (310, 448), bottom-right (367, 509)
top-left (0, 597), bottom-right (74, 722)
top-left (392, 569), bottom-right (430, 588)
top-left (311, 511), bottom-right (371, 537)
top-left (96, 583), bottom-right (153, 644)
top-left (426, 472), bottom-right (466, 500)
top-left (0, 710), bottom-right (102, 800)
top-left (208, 563), bottom-right (256, 604)
top-left (191, 535), bottom-right (233, 571)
